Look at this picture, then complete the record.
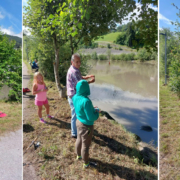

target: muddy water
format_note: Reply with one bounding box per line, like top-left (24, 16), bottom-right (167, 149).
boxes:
top-left (88, 60), bottom-right (158, 145)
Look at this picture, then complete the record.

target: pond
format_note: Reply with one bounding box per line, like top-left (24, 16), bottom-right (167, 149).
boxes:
top-left (88, 60), bottom-right (158, 146)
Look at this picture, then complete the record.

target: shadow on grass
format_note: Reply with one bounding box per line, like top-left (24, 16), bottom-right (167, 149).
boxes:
top-left (90, 158), bottom-right (157, 180)
top-left (23, 93), bottom-right (35, 99)
top-left (23, 124), bottom-right (34, 133)
top-left (93, 129), bottom-right (141, 158)
top-left (46, 118), bottom-right (71, 130)
top-left (93, 129), bottom-right (157, 167)
top-left (44, 154), bottom-right (54, 160)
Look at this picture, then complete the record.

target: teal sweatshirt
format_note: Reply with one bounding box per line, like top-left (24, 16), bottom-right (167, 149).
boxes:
top-left (72, 80), bottom-right (99, 125)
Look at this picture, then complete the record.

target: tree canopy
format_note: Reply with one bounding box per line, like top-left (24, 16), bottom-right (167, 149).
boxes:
top-left (0, 32), bottom-right (22, 102)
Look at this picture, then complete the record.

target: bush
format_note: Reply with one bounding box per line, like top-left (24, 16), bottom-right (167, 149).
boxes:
top-left (0, 35), bottom-right (22, 102)
top-left (106, 50), bottom-right (111, 60)
top-left (150, 51), bottom-right (158, 60)
top-left (169, 54), bottom-right (180, 94)
top-left (98, 54), bottom-right (108, 60)
top-left (91, 52), bottom-right (98, 60)
top-left (115, 32), bottom-right (126, 45)
top-left (91, 42), bottom-right (98, 49)
top-left (107, 43), bottom-right (111, 49)
top-left (136, 48), bottom-right (151, 61)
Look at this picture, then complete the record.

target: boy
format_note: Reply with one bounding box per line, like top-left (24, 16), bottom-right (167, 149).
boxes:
top-left (72, 80), bottom-right (99, 168)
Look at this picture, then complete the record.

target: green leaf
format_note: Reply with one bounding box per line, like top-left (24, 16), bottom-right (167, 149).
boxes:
top-left (71, 31), bottom-right (78, 37)
top-left (78, 23), bottom-right (82, 29)
top-left (49, 14), bottom-right (54, 19)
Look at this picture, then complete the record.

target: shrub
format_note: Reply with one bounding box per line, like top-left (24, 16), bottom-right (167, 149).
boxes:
top-left (91, 52), bottom-right (98, 60)
top-left (98, 54), bottom-right (108, 60)
top-left (169, 54), bottom-right (180, 95)
top-left (0, 35), bottom-right (22, 102)
top-left (91, 42), bottom-right (98, 49)
top-left (115, 32), bottom-right (126, 45)
top-left (107, 43), bottom-right (111, 49)
top-left (106, 50), bottom-right (111, 60)
top-left (136, 48), bottom-right (151, 61)
top-left (150, 51), bottom-right (158, 60)
top-left (111, 55), bottom-right (117, 60)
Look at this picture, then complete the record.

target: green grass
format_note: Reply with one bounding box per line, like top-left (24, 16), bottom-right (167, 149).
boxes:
top-left (96, 32), bottom-right (122, 43)
top-left (0, 101), bottom-right (22, 135)
top-left (23, 81), bottom-right (157, 180)
top-left (160, 83), bottom-right (180, 179)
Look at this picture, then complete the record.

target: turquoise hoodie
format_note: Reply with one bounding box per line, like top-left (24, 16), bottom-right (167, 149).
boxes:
top-left (72, 80), bottom-right (99, 125)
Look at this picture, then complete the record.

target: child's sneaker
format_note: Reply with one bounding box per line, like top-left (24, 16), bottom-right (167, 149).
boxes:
top-left (83, 162), bottom-right (97, 169)
top-left (40, 118), bottom-right (46, 123)
top-left (47, 115), bottom-right (54, 119)
top-left (76, 156), bottom-right (82, 160)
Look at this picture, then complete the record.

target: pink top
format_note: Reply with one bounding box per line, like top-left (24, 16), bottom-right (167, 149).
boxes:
top-left (35, 83), bottom-right (47, 101)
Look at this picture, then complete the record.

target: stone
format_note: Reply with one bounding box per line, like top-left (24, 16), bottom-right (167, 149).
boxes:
top-left (140, 125), bottom-right (153, 132)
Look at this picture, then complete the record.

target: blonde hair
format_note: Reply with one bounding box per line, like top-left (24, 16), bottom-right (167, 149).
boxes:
top-left (33, 72), bottom-right (44, 85)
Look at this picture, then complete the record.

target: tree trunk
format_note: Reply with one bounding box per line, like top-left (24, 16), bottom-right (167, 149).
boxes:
top-left (53, 34), bottom-right (66, 98)
top-left (70, 35), bottom-right (74, 55)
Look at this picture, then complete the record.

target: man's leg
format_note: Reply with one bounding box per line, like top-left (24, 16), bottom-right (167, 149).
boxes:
top-left (68, 97), bottom-right (77, 136)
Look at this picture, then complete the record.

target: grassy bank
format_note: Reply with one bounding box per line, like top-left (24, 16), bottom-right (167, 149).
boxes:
top-left (0, 101), bottom-right (22, 135)
top-left (23, 65), bottom-right (157, 179)
top-left (96, 32), bottom-right (122, 43)
top-left (160, 82), bottom-right (180, 179)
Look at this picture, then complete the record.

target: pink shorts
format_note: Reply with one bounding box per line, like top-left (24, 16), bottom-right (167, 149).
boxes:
top-left (35, 98), bottom-right (48, 106)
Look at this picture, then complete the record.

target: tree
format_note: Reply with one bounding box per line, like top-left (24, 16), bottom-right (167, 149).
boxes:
top-left (167, 4), bottom-right (180, 94)
top-left (130, 0), bottom-right (158, 51)
top-left (125, 22), bottom-right (135, 47)
top-left (115, 32), bottom-right (126, 45)
top-left (0, 32), bottom-right (22, 102)
top-left (24, 0), bottom-right (137, 97)
top-left (159, 28), bottom-right (176, 78)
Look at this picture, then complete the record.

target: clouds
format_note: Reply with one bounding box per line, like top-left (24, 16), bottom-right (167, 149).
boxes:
top-left (159, 13), bottom-right (172, 25)
top-left (1, 26), bottom-right (22, 38)
top-left (0, 12), bottom-right (4, 19)
top-left (0, 5), bottom-right (21, 30)
top-left (23, 0), bottom-right (28, 6)
top-left (121, 3), bottom-right (158, 25)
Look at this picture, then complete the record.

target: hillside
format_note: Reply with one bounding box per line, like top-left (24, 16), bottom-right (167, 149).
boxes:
top-left (96, 32), bottom-right (122, 43)
top-left (3, 34), bottom-right (22, 48)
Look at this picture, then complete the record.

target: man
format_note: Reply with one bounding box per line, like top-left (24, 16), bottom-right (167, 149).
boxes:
top-left (66, 54), bottom-right (95, 138)
top-left (32, 59), bottom-right (39, 72)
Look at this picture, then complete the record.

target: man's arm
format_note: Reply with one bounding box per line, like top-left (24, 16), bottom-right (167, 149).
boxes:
top-left (82, 75), bottom-right (95, 79)
top-left (82, 75), bottom-right (95, 84)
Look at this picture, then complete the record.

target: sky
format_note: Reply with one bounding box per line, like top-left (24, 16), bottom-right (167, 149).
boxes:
top-left (159, 0), bottom-right (180, 31)
top-left (122, 3), bottom-right (158, 25)
top-left (0, 0), bottom-right (22, 38)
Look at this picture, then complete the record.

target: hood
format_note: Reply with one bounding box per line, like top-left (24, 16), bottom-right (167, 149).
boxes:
top-left (76, 80), bottom-right (90, 96)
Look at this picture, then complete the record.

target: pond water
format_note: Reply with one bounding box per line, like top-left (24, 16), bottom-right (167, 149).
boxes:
top-left (88, 60), bottom-right (158, 146)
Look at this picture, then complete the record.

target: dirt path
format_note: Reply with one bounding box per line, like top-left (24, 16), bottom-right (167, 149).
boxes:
top-left (23, 62), bottom-right (40, 180)
top-left (0, 129), bottom-right (22, 180)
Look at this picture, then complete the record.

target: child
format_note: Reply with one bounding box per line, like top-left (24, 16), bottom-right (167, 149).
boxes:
top-left (72, 80), bottom-right (100, 168)
top-left (32, 72), bottom-right (53, 123)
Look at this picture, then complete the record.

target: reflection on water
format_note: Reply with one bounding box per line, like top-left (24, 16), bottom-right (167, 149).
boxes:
top-left (89, 60), bottom-right (157, 98)
top-left (88, 60), bottom-right (158, 145)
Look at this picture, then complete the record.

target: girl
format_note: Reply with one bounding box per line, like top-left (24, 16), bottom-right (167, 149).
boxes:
top-left (32, 72), bottom-right (53, 123)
